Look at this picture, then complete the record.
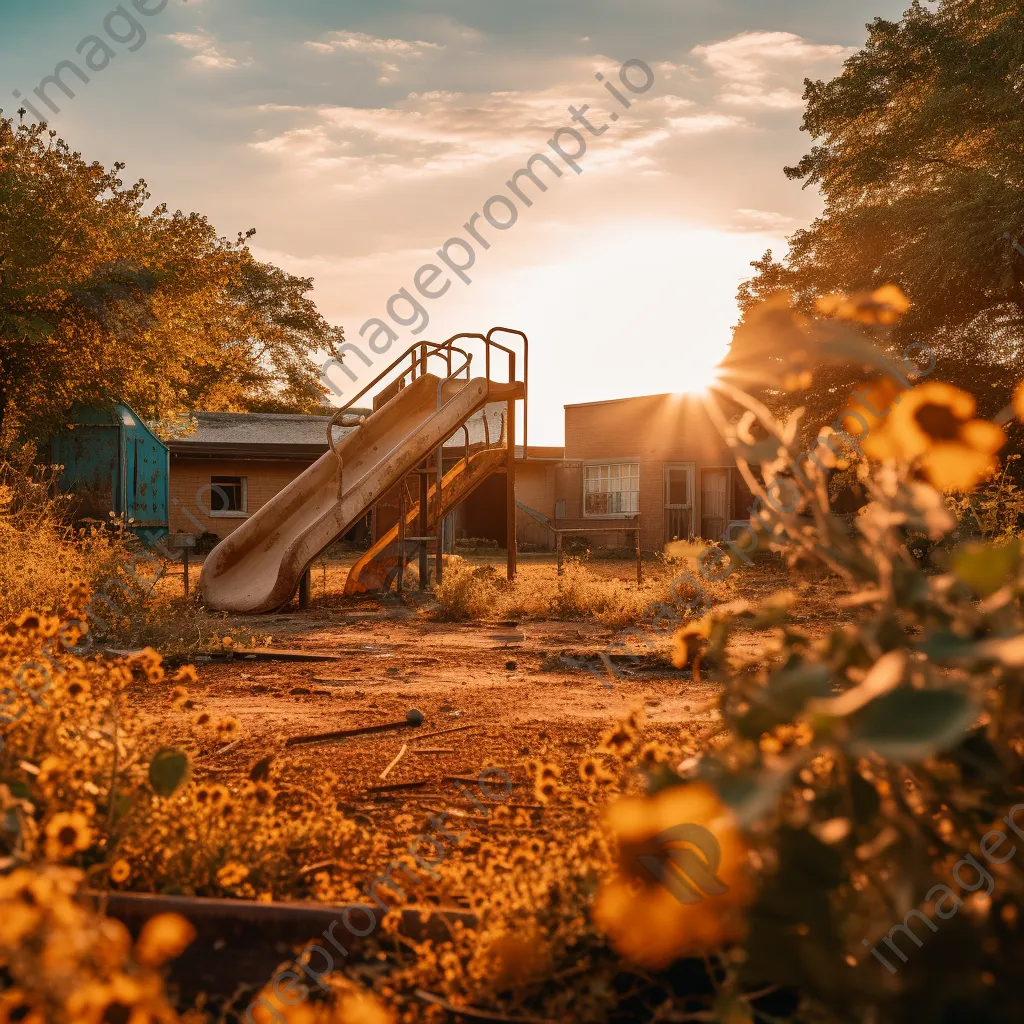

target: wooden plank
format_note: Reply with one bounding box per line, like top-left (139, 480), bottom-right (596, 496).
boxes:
top-left (90, 890), bottom-right (476, 1001)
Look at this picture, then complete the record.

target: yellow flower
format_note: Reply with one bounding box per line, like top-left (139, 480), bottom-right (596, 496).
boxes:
top-left (594, 782), bottom-right (753, 968)
top-left (134, 912), bottom-right (196, 967)
top-left (534, 778), bottom-right (560, 804)
top-left (863, 382), bottom-right (1005, 491)
top-left (66, 974), bottom-right (174, 1024)
top-left (173, 664), bottom-right (199, 685)
top-left (130, 647), bottom-right (166, 683)
top-left (842, 376), bottom-right (904, 441)
top-left (578, 756), bottom-right (615, 789)
top-left (216, 861), bottom-right (250, 888)
top-left (43, 812), bottom-right (92, 862)
top-left (0, 903), bottom-right (41, 945)
top-left (671, 620), bottom-right (709, 674)
top-left (170, 686), bottom-right (190, 708)
top-left (110, 858), bottom-right (132, 884)
top-left (599, 721), bottom-right (636, 760)
top-left (0, 990), bottom-right (45, 1024)
top-left (11, 610), bottom-right (42, 633)
top-left (638, 741), bottom-right (672, 768)
top-left (816, 284), bottom-right (910, 325)
top-left (216, 717), bottom-right (239, 739)
top-left (247, 990), bottom-right (317, 1024)
top-left (336, 993), bottom-right (396, 1024)
top-left (482, 929), bottom-right (552, 990)
top-left (65, 677), bottom-right (91, 703)
top-left (243, 781), bottom-right (275, 806)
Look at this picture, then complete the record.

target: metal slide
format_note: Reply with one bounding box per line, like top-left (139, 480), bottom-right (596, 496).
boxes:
top-left (199, 373), bottom-right (517, 613)
top-left (344, 445), bottom-right (508, 595)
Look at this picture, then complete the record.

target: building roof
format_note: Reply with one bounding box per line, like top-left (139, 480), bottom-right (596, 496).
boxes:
top-left (167, 408), bottom-right (557, 462)
top-left (564, 392), bottom-right (682, 410)
top-left (168, 410), bottom-right (371, 460)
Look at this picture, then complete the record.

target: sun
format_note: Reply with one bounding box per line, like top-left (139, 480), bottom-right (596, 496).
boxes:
top-left (673, 360), bottom-right (724, 397)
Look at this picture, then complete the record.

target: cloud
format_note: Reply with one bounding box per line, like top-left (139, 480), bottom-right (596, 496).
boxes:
top-left (693, 31), bottom-right (855, 110)
top-left (728, 208), bottom-right (799, 233)
top-left (166, 30), bottom-right (241, 70)
top-left (306, 30), bottom-right (443, 58)
top-left (306, 30), bottom-right (444, 82)
top-left (249, 75), bottom-right (741, 190)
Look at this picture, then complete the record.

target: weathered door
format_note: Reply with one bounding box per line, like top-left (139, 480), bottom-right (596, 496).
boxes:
top-left (664, 464), bottom-right (694, 543)
top-left (701, 469), bottom-right (728, 541)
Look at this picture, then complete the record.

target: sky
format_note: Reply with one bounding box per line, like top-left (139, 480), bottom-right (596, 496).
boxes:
top-left (4, 0), bottom-right (909, 444)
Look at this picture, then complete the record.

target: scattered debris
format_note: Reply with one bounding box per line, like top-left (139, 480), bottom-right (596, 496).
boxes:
top-left (285, 708), bottom-right (424, 748)
top-left (366, 779), bottom-right (431, 794)
top-left (380, 743), bottom-right (408, 781)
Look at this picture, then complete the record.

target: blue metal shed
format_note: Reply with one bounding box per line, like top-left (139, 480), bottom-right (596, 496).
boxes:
top-left (50, 403), bottom-right (169, 547)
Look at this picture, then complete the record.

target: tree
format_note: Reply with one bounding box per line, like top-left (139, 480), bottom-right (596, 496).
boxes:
top-left (0, 117), bottom-right (343, 448)
top-left (728, 0), bottom-right (1024, 428)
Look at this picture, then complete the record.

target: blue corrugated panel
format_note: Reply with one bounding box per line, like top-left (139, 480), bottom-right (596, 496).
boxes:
top-left (50, 403), bottom-right (169, 547)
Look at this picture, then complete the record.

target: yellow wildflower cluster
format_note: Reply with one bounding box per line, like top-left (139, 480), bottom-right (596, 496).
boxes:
top-left (0, 864), bottom-right (190, 1022)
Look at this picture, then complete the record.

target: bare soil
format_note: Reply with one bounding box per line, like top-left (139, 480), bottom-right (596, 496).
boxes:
top-left (139, 555), bottom-right (850, 849)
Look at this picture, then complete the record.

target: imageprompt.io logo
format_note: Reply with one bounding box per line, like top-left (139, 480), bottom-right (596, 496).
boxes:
top-left (637, 824), bottom-right (728, 904)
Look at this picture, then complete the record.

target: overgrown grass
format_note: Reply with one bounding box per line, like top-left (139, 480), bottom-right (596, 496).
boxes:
top-left (431, 555), bottom-right (734, 626)
top-left (0, 459), bottom-right (133, 621)
top-left (0, 459), bottom-right (263, 655)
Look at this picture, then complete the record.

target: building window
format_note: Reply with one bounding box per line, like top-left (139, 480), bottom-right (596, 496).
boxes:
top-left (554, 499), bottom-right (566, 520)
top-left (584, 463), bottom-right (639, 516)
top-left (210, 476), bottom-right (247, 517)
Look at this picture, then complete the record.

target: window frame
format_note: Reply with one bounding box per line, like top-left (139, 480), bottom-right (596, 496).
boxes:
top-left (209, 475), bottom-right (248, 519)
top-left (582, 461), bottom-right (640, 518)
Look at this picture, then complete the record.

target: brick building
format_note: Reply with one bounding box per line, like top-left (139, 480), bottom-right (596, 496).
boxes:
top-left (555, 392), bottom-right (753, 551)
top-left (167, 411), bottom-right (371, 543)
top-left (167, 392), bottom-right (748, 553)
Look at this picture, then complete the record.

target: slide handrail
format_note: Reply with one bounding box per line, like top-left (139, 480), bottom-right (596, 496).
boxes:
top-left (325, 328), bottom-right (529, 457)
top-left (326, 339), bottom-right (469, 457)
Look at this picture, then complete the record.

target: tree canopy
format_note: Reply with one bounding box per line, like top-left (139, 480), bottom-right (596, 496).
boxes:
top-left (728, 0), bottom-right (1024, 428)
top-left (0, 117), bottom-right (343, 448)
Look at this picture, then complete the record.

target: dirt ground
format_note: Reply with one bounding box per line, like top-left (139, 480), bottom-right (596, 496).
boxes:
top-left (145, 553), bottom-right (850, 855)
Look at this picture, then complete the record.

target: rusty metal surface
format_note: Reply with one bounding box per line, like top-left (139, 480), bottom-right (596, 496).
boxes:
top-left (345, 446), bottom-right (507, 595)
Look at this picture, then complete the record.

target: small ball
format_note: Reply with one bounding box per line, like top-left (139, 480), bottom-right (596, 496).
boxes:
top-left (406, 709), bottom-right (424, 726)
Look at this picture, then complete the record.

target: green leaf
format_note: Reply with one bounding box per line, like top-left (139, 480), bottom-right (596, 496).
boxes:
top-left (849, 687), bottom-right (976, 762)
top-left (952, 539), bottom-right (1020, 597)
top-left (737, 664), bottom-right (832, 740)
top-left (149, 748), bottom-right (190, 797)
top-left (717, 764), bottom-right (799, 828)
top-left (917, 631), bottom-right (979, 662)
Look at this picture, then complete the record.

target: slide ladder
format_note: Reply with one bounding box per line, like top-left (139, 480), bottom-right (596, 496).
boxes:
top-left (344, 445), bottom-right (508, 594)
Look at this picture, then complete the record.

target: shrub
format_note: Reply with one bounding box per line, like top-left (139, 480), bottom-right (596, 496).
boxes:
top-left (431, 556), bottom-right (500, 620)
